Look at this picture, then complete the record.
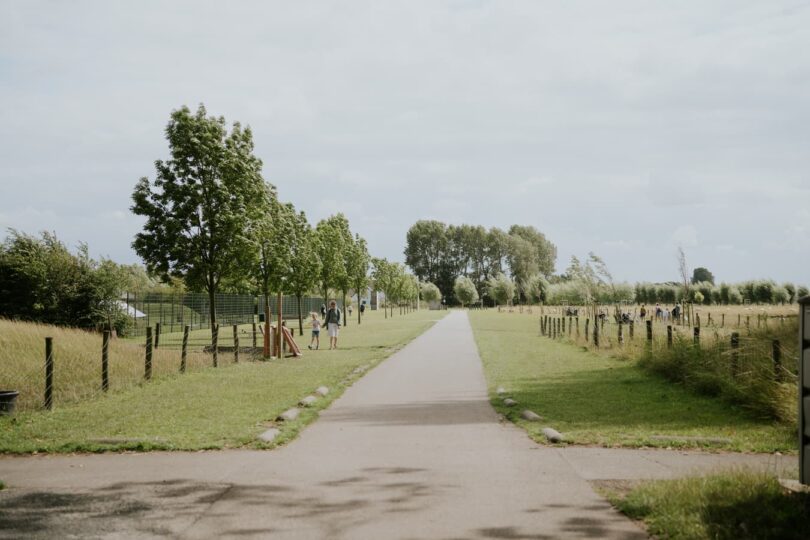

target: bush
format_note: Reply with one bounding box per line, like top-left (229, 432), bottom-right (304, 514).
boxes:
top-left (487, 273), bottom-right (515, 305)
top-left (0, 230), bottom-right (130, 332)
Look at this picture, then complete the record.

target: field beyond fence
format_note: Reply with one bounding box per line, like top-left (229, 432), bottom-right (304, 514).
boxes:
top-left (511, 303), bottom-right (800, 423)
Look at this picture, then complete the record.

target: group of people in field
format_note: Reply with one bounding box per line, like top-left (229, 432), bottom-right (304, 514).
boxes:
top-left (307, 299), bottom-right (366, 350)
top-left (638, 303), bottom-right (683, 322)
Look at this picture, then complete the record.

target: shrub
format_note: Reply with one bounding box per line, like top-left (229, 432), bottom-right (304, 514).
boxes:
top-left (487, 273), bottom-right (515, 305)
top-left (453, 276), bottom-right (479, 306)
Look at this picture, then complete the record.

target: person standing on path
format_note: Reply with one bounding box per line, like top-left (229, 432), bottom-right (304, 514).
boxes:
top-left (324, 300), bottom-right (341, 350)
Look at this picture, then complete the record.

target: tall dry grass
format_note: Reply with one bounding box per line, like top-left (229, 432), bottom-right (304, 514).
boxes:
top-left (0, 319), bottom-right (242, 412)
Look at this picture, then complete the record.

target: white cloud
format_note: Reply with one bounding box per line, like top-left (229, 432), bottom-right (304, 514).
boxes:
top-left (671, 225), bottom-right (698, 248)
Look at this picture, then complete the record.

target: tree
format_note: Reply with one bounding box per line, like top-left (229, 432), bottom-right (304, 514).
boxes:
top-left (507, 225), bottom-right (557, 276)
top-left (526, 274), bottom-right (550, 304)
top-left (784, 283), bottom-right (797, 303)
top-left (691, 267), bottom-right (715, 285)
top-left (404, 220), bottom-right (448, 285)
top-left (372, 258), bottom-right (396, 319)
top-left (676, 247), bottom-right (691, 302)
top-left (346, 234), bottom-right (370, 324)
top-left (693, 291), bottom-right (705, 304)
top-left (797, 285), bottom-right (810, 299)
top-left (420, 281), bottom-right (441, 305)
top-left (315, 214), bottom-right (349, 309)
top-left (131, 104), bottom-right (265, 329)
top-left (506, 235), bottom-right (539, 303)
top-left (454, 276), bottom-right (479, 307)
top-left (286, 210), bottom-right (322, 335)
top-left (487, 273), bottom-right (515, 306)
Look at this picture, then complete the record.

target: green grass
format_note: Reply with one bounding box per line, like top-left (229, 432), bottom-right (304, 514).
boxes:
top-left (0, 309), bottom-right (444, 453)
top-left (601, 470), bottom-right (810, 540)
top-left (469, 310), bottom-right (795, 452)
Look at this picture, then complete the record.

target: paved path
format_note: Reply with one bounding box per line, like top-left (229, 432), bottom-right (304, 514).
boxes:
top-left (0, 312), bottom-right (791, 539)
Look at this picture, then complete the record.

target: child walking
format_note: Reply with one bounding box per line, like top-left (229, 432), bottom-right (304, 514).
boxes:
top-left (308, 312), bottom-right (321, 350)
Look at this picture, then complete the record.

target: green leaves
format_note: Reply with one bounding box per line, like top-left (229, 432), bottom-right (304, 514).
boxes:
top-left (132, 105), bottom-right (267, 298)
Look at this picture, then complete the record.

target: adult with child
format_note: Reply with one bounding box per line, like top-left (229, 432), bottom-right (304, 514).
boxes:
top-left (324, 300), bottom-right (341, 350)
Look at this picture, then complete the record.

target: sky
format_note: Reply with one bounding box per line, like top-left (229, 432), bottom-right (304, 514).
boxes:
top-left (1, 1), bottom-right (809, 284)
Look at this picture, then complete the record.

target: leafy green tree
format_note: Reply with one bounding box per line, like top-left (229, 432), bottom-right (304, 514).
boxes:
top-left (404, 220), bottom-right (448, 285)
top-left (487, 273), bottom-right (515, 306)
top-left (506, 235), bottom-right (539, 302)
top-left (346, 234), bottom-right (370, 324)
top-left (693, 291), bottom-right (705, 304)
top-left (784, 283), bottom-right (796, 303)
top-left (315, 214), bottom-right (350, 310)
top-left (526, 274), bottom-right (550, 304)
top-left (372, 257), bottom-right (396, 318)
top-left (691, 267), bottom-right (715, 285)
top-left (131, 104), bottom-right (266, 329)
top-left (797, 285), bottom-right (810, 299)
top-left (287, 210), bottom-right (322, 334)
top-left (454, 276), bottom-right (479, 307)
top-left (772, 286), bottom-right (789, 305)
top-left (507, 225), bottom-right (556, 276)
top-left (420, 281), bottom-right (441, 305)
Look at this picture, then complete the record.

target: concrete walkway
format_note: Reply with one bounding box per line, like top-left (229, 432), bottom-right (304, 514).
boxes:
top-left (0, 312), bottom-right (790, 539)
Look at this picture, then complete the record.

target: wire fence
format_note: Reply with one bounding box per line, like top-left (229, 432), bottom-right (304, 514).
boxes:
top-left (122, 292), bottom-right (328, 337)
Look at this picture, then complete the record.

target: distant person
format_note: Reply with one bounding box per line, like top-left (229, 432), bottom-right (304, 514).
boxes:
top-left (307, 312), bottom-right (321, 350)
top-left (324, 300), bottom-right (341, 350)
top-left (639, 305), bottom-right (647, 319)
top-left (672, 304), bottom-right (681, 321)
top-left (655, 303), bottom-right (662, 320)
top-left (347, 304), bottom-right (353, 317)
top-left (320, 303), bottom-right (326, 317)
top-left (360, 301), bottom-right (366, 316)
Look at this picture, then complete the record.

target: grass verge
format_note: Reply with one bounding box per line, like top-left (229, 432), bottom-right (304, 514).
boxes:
top-left (599, 470), bottom-right (810, 540)
top-left (0, 309), bottom-right (444, 453)
top-left (469, 310), bottom-right (795, 452)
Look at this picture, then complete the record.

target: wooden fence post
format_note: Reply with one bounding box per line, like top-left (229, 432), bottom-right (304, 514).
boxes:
top-left (44, 337), bottom-right (54, 410)
top-left (145, 327), bottom-right (153, 381)
top-left (721, 313), bottom-right (725, 327)
top-left (102, 330), bottom-right (110, 392)
top-left (155, 322), bottom-right (161, 349)
top-left (772, 339), bottom-right (781, 381)
top-left (562, 317), bottom-right (566, 333)
top-left (212, 324), bottom-right (219, 368)
top-left (252, 322), bottom-right (257, 348)
top-left (593, 318), bottom-right (600, 347)
top-left (693, 326), bottom-right (700, 345)
top-left (730, 332), bottom-right (739, 377)
top-left (233, 324), bottom-right (239, 363)
top-left (646, 320), bottom-right (653, 343)
top-left (181, 325), bottom-right (189, 373)
top-left (737, 314), bottom-right (741, 327)
top-left (618, 322), bottom-right (624, 345)
top-left (568, 316), bottom-right (572, 336)
top-left (629, 321), bottom-right (634, 340)
top-left (585, 319), bottom-right (590, 341)
top-left (576, 316), bottom-right (580, 337)
top-left (667, 325), bottom-right (673, 348)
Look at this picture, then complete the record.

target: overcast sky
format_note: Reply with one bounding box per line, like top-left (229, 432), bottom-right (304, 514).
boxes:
top-left (1, 1), bottom-right (808, 284)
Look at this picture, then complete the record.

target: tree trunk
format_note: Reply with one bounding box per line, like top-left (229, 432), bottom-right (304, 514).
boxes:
top-left (342, 291), bottom-right (348, 326)
top-left (357, 284), bottom-right (361, 325)
top-left (208, 286), bottom-right (217, 331)
top-left (297, 293), bottom-right (304, 336)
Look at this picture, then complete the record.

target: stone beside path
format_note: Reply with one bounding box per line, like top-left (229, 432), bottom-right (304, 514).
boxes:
top-left (0, 311), bottom-right (793, 539)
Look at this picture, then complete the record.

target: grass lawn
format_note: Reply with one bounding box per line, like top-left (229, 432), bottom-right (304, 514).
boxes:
top-left (0, 309), bottom-right (444, 454)
top-left (468, 310), bottom-right (795, 452)
top-left (600, 470), bottom-right (810, 540)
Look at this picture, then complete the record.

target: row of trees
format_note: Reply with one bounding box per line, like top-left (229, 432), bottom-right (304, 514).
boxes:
top-left (132, 105), bottom-right (380, 334)
top-left (635, 280), bottom-right (808, 306)
top-left (404, 220), bottom-right (556, 305)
